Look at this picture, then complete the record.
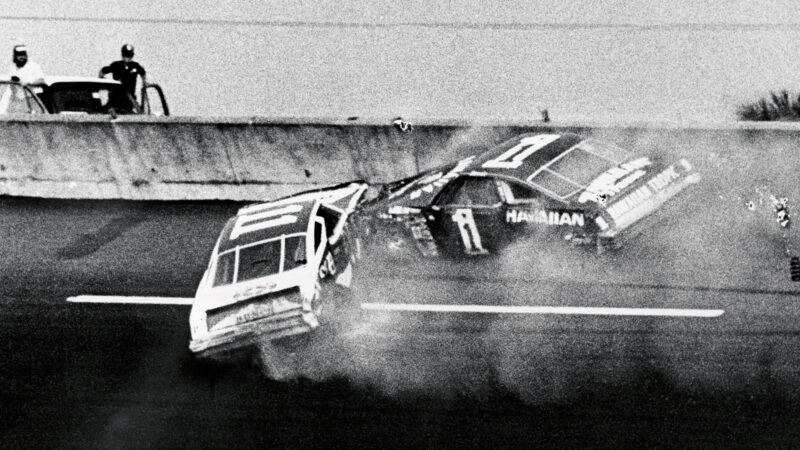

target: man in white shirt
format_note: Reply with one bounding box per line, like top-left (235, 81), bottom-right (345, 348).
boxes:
top-left (10, 45), bottom-right (44, 85)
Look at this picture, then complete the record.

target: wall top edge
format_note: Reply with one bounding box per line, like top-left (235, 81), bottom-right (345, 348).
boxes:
top-left (2, 114), bottom-right (800, 131)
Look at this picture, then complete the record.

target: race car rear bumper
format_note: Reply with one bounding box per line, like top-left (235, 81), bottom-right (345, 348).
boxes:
top-left (598, 171), bottom-right (700, 250)
top-left (189, 308), bottom-right (319, 360)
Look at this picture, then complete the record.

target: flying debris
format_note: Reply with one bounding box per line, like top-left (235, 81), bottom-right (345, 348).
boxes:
top-left (772, 196), bottom-right (790, 228)
top-left (392, 117), bottom-right (413, 133)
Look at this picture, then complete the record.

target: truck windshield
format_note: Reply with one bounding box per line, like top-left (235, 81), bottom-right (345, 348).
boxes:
top-left (44, 82), bottom-right (139, 114)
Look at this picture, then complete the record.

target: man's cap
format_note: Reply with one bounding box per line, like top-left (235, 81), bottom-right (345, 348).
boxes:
top-left (121, 44), bottom-right (134, 57)
top-left (13, 45), bottom-right (27, 55)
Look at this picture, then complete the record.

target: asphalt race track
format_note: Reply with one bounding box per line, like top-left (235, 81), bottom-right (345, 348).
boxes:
top-left (3, 197), bottom-right (800, 448)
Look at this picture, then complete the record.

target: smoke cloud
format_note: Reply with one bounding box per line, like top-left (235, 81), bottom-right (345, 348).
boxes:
top-left (251, 127), bottom-right (800, 406)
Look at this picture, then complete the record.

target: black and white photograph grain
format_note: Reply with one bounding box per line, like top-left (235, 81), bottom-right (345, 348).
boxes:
top-left (2, 1), bottom-right (800, 448)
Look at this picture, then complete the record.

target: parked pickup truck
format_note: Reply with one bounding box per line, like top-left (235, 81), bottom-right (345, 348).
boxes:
top-left (0, 76), bottom-right (169, 116)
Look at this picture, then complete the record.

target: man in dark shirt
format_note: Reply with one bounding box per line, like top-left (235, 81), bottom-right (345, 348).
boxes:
top-left (98, 44), bottom-right (146, 97)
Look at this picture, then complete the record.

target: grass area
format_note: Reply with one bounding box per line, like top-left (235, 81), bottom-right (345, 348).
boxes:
top-left (738, 90), bottom-right (800, 121)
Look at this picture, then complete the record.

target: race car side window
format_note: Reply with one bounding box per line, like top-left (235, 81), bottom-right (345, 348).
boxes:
top-left (496, 179), bottom-right (543, 204)
top-left (284, 235), bottom-right (307, 270)
top-left (436, 176), bottom-right (501, 207)
top-left (314, 220), bottom-right (325, 253)
top-left (316, 205), bottom-right (341, 242)
top-left (432, 177), bottom-right (464, 206)
top-left (213, 251), bottom-right (236, 287)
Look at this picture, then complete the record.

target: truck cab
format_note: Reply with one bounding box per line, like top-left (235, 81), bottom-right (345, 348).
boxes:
top-left (0, 76), bottom-right (169, 116)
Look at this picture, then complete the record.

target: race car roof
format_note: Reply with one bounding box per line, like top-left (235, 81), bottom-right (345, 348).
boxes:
top-left (241, 181), bottom-right (368, 216)
top-left (385, 133), bottom-right (585, 207)
top-left (216, 196), bottom-right (317, 253)
top-left (473, 133), bottom-right (584, 178)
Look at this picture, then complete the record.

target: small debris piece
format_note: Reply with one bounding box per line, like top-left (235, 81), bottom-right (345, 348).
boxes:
top-left (771, 195), bottom-right (790, 228)
top-left (392, 117), bottom-right (413, 133)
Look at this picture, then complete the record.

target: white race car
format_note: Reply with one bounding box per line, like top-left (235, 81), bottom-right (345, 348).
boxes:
top-left (189, 182), bottom-right (368, 368)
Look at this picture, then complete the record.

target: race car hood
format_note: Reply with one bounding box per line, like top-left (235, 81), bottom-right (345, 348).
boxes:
top-left (574, 157), bottom-right (701, 237)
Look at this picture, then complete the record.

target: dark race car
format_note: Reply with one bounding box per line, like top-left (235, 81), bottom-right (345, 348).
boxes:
top-left (351, 132), bottom-right (700, 258)
top-left (189, 182), bottom-right (368, 377)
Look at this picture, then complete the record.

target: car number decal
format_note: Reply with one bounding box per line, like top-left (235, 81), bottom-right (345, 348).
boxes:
top-left (231, 204), bottom-right (303, 240)
top-left (452, 208), bottom-right (488, 254)
top-left (482, 135), bottom-right (560, 169)
top-left (318, 251), bottom-right (337, 279)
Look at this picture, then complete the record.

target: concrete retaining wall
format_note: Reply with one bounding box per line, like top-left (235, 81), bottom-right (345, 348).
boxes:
top-left (0, 115), bottom-right (798, 201)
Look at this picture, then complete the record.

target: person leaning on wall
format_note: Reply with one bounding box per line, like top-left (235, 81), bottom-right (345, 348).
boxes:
top-left (10, 44), bottom-right (44, 85)
top-left (98, 44), bottom-right (147, 98)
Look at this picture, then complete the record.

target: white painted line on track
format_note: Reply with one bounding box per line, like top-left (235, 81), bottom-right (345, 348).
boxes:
top-left (360, 303), bottom-right (725, 318)
top-left (66, 297), bottom-right (725, 317)
top-left (67, 295), bottom-right (194, 305)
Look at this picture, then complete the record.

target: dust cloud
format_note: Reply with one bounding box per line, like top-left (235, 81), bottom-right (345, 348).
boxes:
top-left (251, 128), bottom-right (800, 405)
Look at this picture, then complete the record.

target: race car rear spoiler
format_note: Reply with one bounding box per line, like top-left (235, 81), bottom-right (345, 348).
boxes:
top-left (597, 159), bottom-right (700, 250)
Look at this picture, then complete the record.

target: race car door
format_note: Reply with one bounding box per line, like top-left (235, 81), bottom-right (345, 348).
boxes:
top-left (495, 178), bottom-right (589, 242)
top-left (426, 176), bottom-right (506, 256)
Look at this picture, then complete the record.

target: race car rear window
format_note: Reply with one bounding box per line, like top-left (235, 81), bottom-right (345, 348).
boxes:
top-left (528, 170), bottom-right (582, 198)
top-left (527, 139), bottom-right (631, 199)
top-left (573, 139), bottom-right (631, 164)
top-left (547, 148), bottom-right (612, 187)
top-left (237, 241), bottom-right (282, 283)
top-left (213, 234), bottom-right (307, 287)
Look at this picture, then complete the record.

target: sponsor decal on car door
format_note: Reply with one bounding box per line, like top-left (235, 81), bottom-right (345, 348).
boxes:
top-left (504, 204), bottom-right (587, 241)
